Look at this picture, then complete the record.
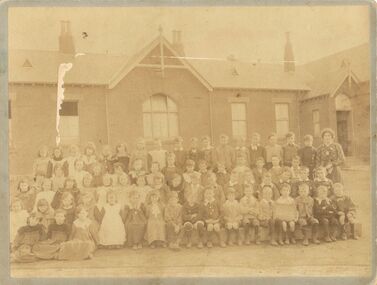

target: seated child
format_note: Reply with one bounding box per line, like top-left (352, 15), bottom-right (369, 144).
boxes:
top-left (215, 162), bottom-right (230, 188)
top-left (91, 163), bottom-right (104, 187)
top-left (147, 161), bottom-right (163, 186)
top-left (113, 143), bottom-right (130, 174)
top-left (134, 175), bottom-right (152, 205)
top-left (123, 190), bottom-right (147, 250)
top-left (162, 152), bottom-right (181, 187)
top-left (145, 190), bottom-right (166, 248)
top-left (240, 185), bottom-right (260, 245)
top-left (252, 157), bottom-right (267, 185)
top-left (182, 159), bottom-right (200, 184)
top-left (12, 212), bottom-right (46, 263)
top-left (313, 186), bottom-right (339, 242)
top-left (34, 199), bottom-right (55, 231)
top-left (295, 183), bottom-right (320, 246)
top-left (113, 173), bottom-right (131, 208)
top-left (164, 192), bottom-right (183, 250)
top-left (64, 144), bottom-right (81, 177)
top-left (182, 192), bottom-right (205, 249)
top-left (95, 174), bottom-right (114, 211)
top-left (10, 199), bottom-right (29, 245)
top-left (49, 146), bottom-right (68, 176)
top-left (59, 192), bottom-right (76, 226)
top-left (222, 188), bottom-right (242, 246)
top-left (291, 166), bottom-right (315, 198)
top-left (98, 190), bottom-right (126, 249)
top-left (81, 142), bottom-right (97, 173)
top-left (313, 167), bottom-right (333, 197)
top-left (169, 173), bottom-right (185, 204)
top-left (270, 155), bottom-right (283, 185)
top-left (72, 159), bottom-right (89, 188)
top-left (255, 172), bottom-right (280, 201)
top-left (129, 158), bottom-right (147, 185)
top-left (274, 183), bottom-right (298, 245)
top-left (258, 186), bottom-right (278, 246)
top-left (207, 172), bottom-right (226, 206)
top-left (15, 179), bottom-right (35, 213)
top-left (290, 155), bottom-right (301, 183)
top-left (99, 144), bottom-right (115, 174)
top-left (34, 178), bottom-right (55, 210)
top-left (51, 165), bottom-right (66, 192)
top-left (32, 145), bottom-right (52, 178)
top-left (198, 160), bottom-right (212, 187)
top-left (130, 138), bottom-right (152, 172)
top-left (332, 183), bottom-right (358, 240)
top-left (183, 172), bottom-right (204, 204)
top-left (151, 173), bottom-right (170, 205)
top-left (233, 155), bottom-right (252, 182)
top-left (202, 188), bottom-right (226, 248)
top-left (224, 170), bottom-right (244, 201)
top-left (275, 167), bottom-right (292, 196)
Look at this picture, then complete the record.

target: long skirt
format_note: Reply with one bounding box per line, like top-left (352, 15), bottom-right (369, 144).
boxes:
top-left (126, 223), bottom-right (146, 246)
top-left (33, 239), bottom-right (61, 260)
top-left (58, 239), bottom-right (95, 260)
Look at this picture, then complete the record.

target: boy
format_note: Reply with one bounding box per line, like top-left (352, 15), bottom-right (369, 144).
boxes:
top-left (295, 183), bottom-right (320, 245)
top-left (198, 160), bottom-right (211, 187)
top-left (291, 167), bottom-right (315, 198)
top-left (255, 172), bottom-right (280, 201)
top-left (313, 167), bottom-right (333, 197)
top-left (282, 132), bottom-right (299, 167)
top-left (259, 186), bottom-right (278, 246)
top-left (298, 135), bottom-right (317, 179)
top-left (332, 183), bottom-right (358, 240)
top-left (164, 192), bottom-right (183, 250)
top-left (222, 188), bottom-right (243, 246)
top-left (269, 155), bottom-right (283, 185)
top-left (187, 137), bottom-right (201, 170)
top-left (199, 136), bottom-right (216, 170)
top-left (252, 157), bottom-right (267, 185)
top-left (240, 184), bottom-right (260, 245)
top-left (234, 136), bottom-right (250, 167)
top-left (214, 134), bottom-right (236, 171)
top-left (249, 132), bottom-right (266, 169)
top-left (275, 167), bottom-right (292, 196)
top-left (173, 137), bottom-right (187, 171)
top-left (182, 159), bottom-right (200, 184)
top-left (290, 155), bottom-right (301, 183)
top-left (207, 172), bottom-right (226, 206)
top-left (183, 172), bottom-right (204, 204)
top-left (265, 133), bottom-right (283, 170)
top-left (215, 162), bottom-right (230, 188)
top-left (224, 170), bottom-right (244, 201)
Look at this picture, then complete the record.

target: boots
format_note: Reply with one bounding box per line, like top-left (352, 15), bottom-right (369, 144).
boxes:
top-left (254, 226), bottom-right (261, 245)
top-left (270, 222), bottom-right (278, 246)
top-left (351, 224), bottom-right (359, 240)
top-left (302, 227), bottom-right (310, 246)
top-left (323, 222), bottom-right (332, 242)
top-left (312, 224), bottom-right (320, 244)
top-left (284, 231), bottom-right (290, 245)
top-left (341, 224), bottom-right (347, 240)
top-left (290, 229), bottom-right (296, 244)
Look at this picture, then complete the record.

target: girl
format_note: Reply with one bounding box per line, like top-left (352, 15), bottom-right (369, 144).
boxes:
top-left (151, 173), bottom-right (170, 205)
top-left (114, 173), bottom-right (132, 208)
top-left (82, 142), bottom-right (98, 173)
top-left (64, 144), bottom-right (81, 177)
top-left (215, 162), bottom-right (230, 188)
top-left (34, 199), bottom-right (55, 230)
top-left (123, 190), bottom-right (147, 250)
top-left (98, 191), bottom-right (126, 249)
top-left (32, 145), bottom-right (52, 178)
top-left (162, 152), bottom-right (181, 187)
top-left (134, 175), bottom-right (152, 205)
top-left (199, 136), bottom-right (216, 169)
top-left (149, 139), bottom-right (167, 170)
top-left (72, 158), bottom-right (90, 188)
top-left (240, 184), bottom-right (260, 245)
top-left (15, 179), bottom-right (36, 213)
top-left (34, 178), bottom-right (55, 210)
top-left (274, 184), bottom-right (298, 245)
top-left (50, 146), bottom-right (68, 176)
top-left (147, 161), bottom-right (163, 187)
top-left (187, 137), bottom-right (201, 169)
top-left (80, 173), bottom-right (95, 196)
top-left (202, 187), bottom-right (226, 248)
top-left (182, 159), bottom-right (199, 184)
top-left (100, 144), bottom-right (115, 174)
top-left (91, 162), bottom-right (104, 187)
top-left (10, 199), bottom-right (29, 245)
top-left (51, 164), bottom-right (66, 192)
top-left (222, 189), bottom-right (242, 246)
top-left (146, 190), bottom-right (166, 248)
top-left (12, 213), bottom-right (46, 263)
top-left (130, 138), bottom-right (151, 172)
top-left (96, 174), bottom-right (114, 211)
top-left (58, 206), bottom-right (96, 260)
top-left (173, 136), bottom-right (187, 171)
top-left (33, 209), bottom-right (71, 260)
top-left (129, 158), bottom-right (147, 185)
top-left (51, 177), bottom-right (80, 209)
top-left (59, 192), bottom-right (76, 226)
top-left (169, 173), bottom-right (185, 204)
top-left (112, 162), bottom-right (127, 186)
top-left (164, 192), bottom-right (182, 250)
top-left (114, 143), bottom-right (130, 173)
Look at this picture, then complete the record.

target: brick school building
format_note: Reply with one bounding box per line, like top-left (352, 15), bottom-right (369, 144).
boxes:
top-left (8, 22), bottom-right (371, 175)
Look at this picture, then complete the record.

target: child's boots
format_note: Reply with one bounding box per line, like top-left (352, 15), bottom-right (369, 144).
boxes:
top-left (312, 224), bottom-right (320, 244)
top-left (351, 224), bottom-right (359, 240)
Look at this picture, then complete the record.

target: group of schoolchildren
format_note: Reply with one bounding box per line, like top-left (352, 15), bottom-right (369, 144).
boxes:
top-left (10, 130), bottom-right (358, 263)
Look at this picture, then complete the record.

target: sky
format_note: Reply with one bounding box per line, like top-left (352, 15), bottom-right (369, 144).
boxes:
top-left (8, 5), bottom-right (370, 65)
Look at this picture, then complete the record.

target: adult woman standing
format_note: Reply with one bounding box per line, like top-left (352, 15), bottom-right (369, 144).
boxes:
top-left (316, 128), bottom-right (345, 183)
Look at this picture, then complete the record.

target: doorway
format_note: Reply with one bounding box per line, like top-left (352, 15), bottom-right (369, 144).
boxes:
top-left (336, 111), bottom-right (351, 156)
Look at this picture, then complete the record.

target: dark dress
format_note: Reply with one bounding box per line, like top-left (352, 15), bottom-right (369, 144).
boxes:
top-left (123, 204), bottom-right (147, 246)
top-left (316, 143), bottom-right (345, 183)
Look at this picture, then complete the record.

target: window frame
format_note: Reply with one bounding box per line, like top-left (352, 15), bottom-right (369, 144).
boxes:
top-left (230, 102), bottom-right (247, 138)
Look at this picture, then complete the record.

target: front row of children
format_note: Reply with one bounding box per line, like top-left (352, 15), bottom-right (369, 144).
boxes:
top-left (11, 179), bottom-right (358, 263)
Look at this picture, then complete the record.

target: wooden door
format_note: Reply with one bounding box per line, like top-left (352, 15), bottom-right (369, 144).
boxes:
top-left (336, 111), bottom-right (349, 155)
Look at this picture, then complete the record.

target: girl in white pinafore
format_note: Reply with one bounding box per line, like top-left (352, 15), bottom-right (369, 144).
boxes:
top-left (98, 190), bottom-right (126, 248)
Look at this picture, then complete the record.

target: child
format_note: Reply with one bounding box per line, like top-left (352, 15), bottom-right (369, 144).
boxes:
top-left (187, 137), bottom-right (201, 169)
top-left (10, 199), bottom-right (29, 244)
top-left (215, 162), bottom-right (230, 188)
top-left (34, 198), bottom-right (55, 230)
top-left (169, 173), bottom-right (185, 204)
top-left (270, 155), bottom-right (283, 185)
top-left (34, 178), bottom-right (55, 210)
top-left (98, 190), bottom-right (126, 249)
top-left (129, 158), bottom-right (147, 185)
top-left (282, 132), bottom-right (299, 167)
top-left (134, 175), bottom-right (152, 205)
top-left (145, 190), bottom-right (166, 248)
top-left (332, 183), bottom-right (358, 240)
top-left (207, 172), bottom-right (226, 206)
top-left (173, 136), bottom-right (187, 171)
top-left (164, 192), bottom-right (183, 250)
top-left (184, 172), bottom-right (204, 204)
top-left (313, 186), bottom-right (339, 242)
top-left (291, 167), bottom-right (315, 198)
top-left (91, 163), bottom-right (104, 187)
top-left (15, 179), bottom-right (35, 213)
top-left (114, 143), bottom-right (130, 173)
top-left (50, 146), bottom-right (68, 175)
top-left (51, 178), bottom-right (80, 210)
top-left (72, 158), bottom-right (89, 188)
top-left (240, 185), bottom-right (260, 245)
top-left (202, 188), bottom-right (226, 248)
top-left (51, 164), bottom-right (66, 192)
top-left (255, 172), bottom-right (280, 201)
top-left (12, 213), bottom-right (46, 263)
top-left (114, 173), bottom-right (132, 208)
top-left (198, 160), bottom-right (211, 187)
top-left (233, 156), bottom-right (252, 185)
top-left (265, 133), bottom-right (283, 170)
top-left (182, 192), bottom-right (205, 248)
top-left (64, 144), bottom-right (81, 177)
top-left (32, 145), bottom-right (52, 178)
top-left (275, 168), bottom-right (292, 196)
top-left (252, 157), bottom-right (267, 185)
top-left (182, 159), bottom-right (199, 184)
top-left (58, 206), bottom-right (96, 260)
top-left (274, 183), bottom-right (298, 245)
top-left (224, 170), bottom-right (244, 201)
top-left (32, 209), bottom-right (71, 260)
top-left (162, 152), bottom-right (181, 187)
top-left (112, 162), bottom-right (127, 186)
top-left (234, 136), bottom-right (250, 167)
top-left (249, 132), bottom-right (266, 168)
top-left (130, 138), bottom-right (152, 172)
top-left (149, 139), bottom-right (167, 170)
top-left (199, 135), bottom-right (216, 169)
top-left (298, 135), bottom-right (317, 179)
top-left (100, 144), bottom-right (115, 174)
top-left (290, 155), bottom-right (301, 183)
top-left (313, 167), bottom-right (334, 197)
top-left (295, 183), bottom-right (320, 245)
top-left (214, 134), bottom-right (235, 171)
top-left (95, 174), bottom-right (114, 211)
top-left (123, 190), bottom-right (146, 249)
top-left (147, 161), bottom-right (163, 186)
top-left (150, 173), bottom-right (170, 205)
top-left (80, 173), bottom-right (95, 196)
top-left (82, 142), bottom-right (98, 173)
top-left (59, 192), bottom-right (76, 226)
top-left (222, 188), bottom-right (242, 246)
top-left (258, 186), bottom-right (278, 246)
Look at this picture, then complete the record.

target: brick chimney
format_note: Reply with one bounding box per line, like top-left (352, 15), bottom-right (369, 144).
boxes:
top-left (171, 30), bottom-right (185, 56)
top-left (284, 32), bottom-right (295, 72)
top-left (59, 21), bottom-right (75, 54)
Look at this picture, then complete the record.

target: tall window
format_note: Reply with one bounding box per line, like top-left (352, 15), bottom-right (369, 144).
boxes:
top-left (142, 94), bottom-right (178, 138)
top-left (59, 101), bottom-right (79, 144)
top-left (231, 103), bottom-right (247, 138)
top-left (275, 103), bottom-right (289, 138)
top-left (313, 109), bottom-right (320, 137)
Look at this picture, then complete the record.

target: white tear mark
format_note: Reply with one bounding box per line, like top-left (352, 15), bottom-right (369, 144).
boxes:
top-left (56, 63), bottom-right (73, 146)
top-left (75, 53), bottom-right (85, 58)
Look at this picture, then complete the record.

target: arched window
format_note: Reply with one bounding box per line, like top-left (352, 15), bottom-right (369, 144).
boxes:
top-left (142, 94), bottom-right (179, 138)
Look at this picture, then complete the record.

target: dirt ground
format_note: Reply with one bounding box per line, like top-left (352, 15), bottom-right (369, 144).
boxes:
top-left (11, 166), bottom-right (374, 278)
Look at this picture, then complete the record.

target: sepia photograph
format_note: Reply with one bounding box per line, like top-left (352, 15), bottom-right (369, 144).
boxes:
top-left (3, 3), bottom-right (376, 282)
